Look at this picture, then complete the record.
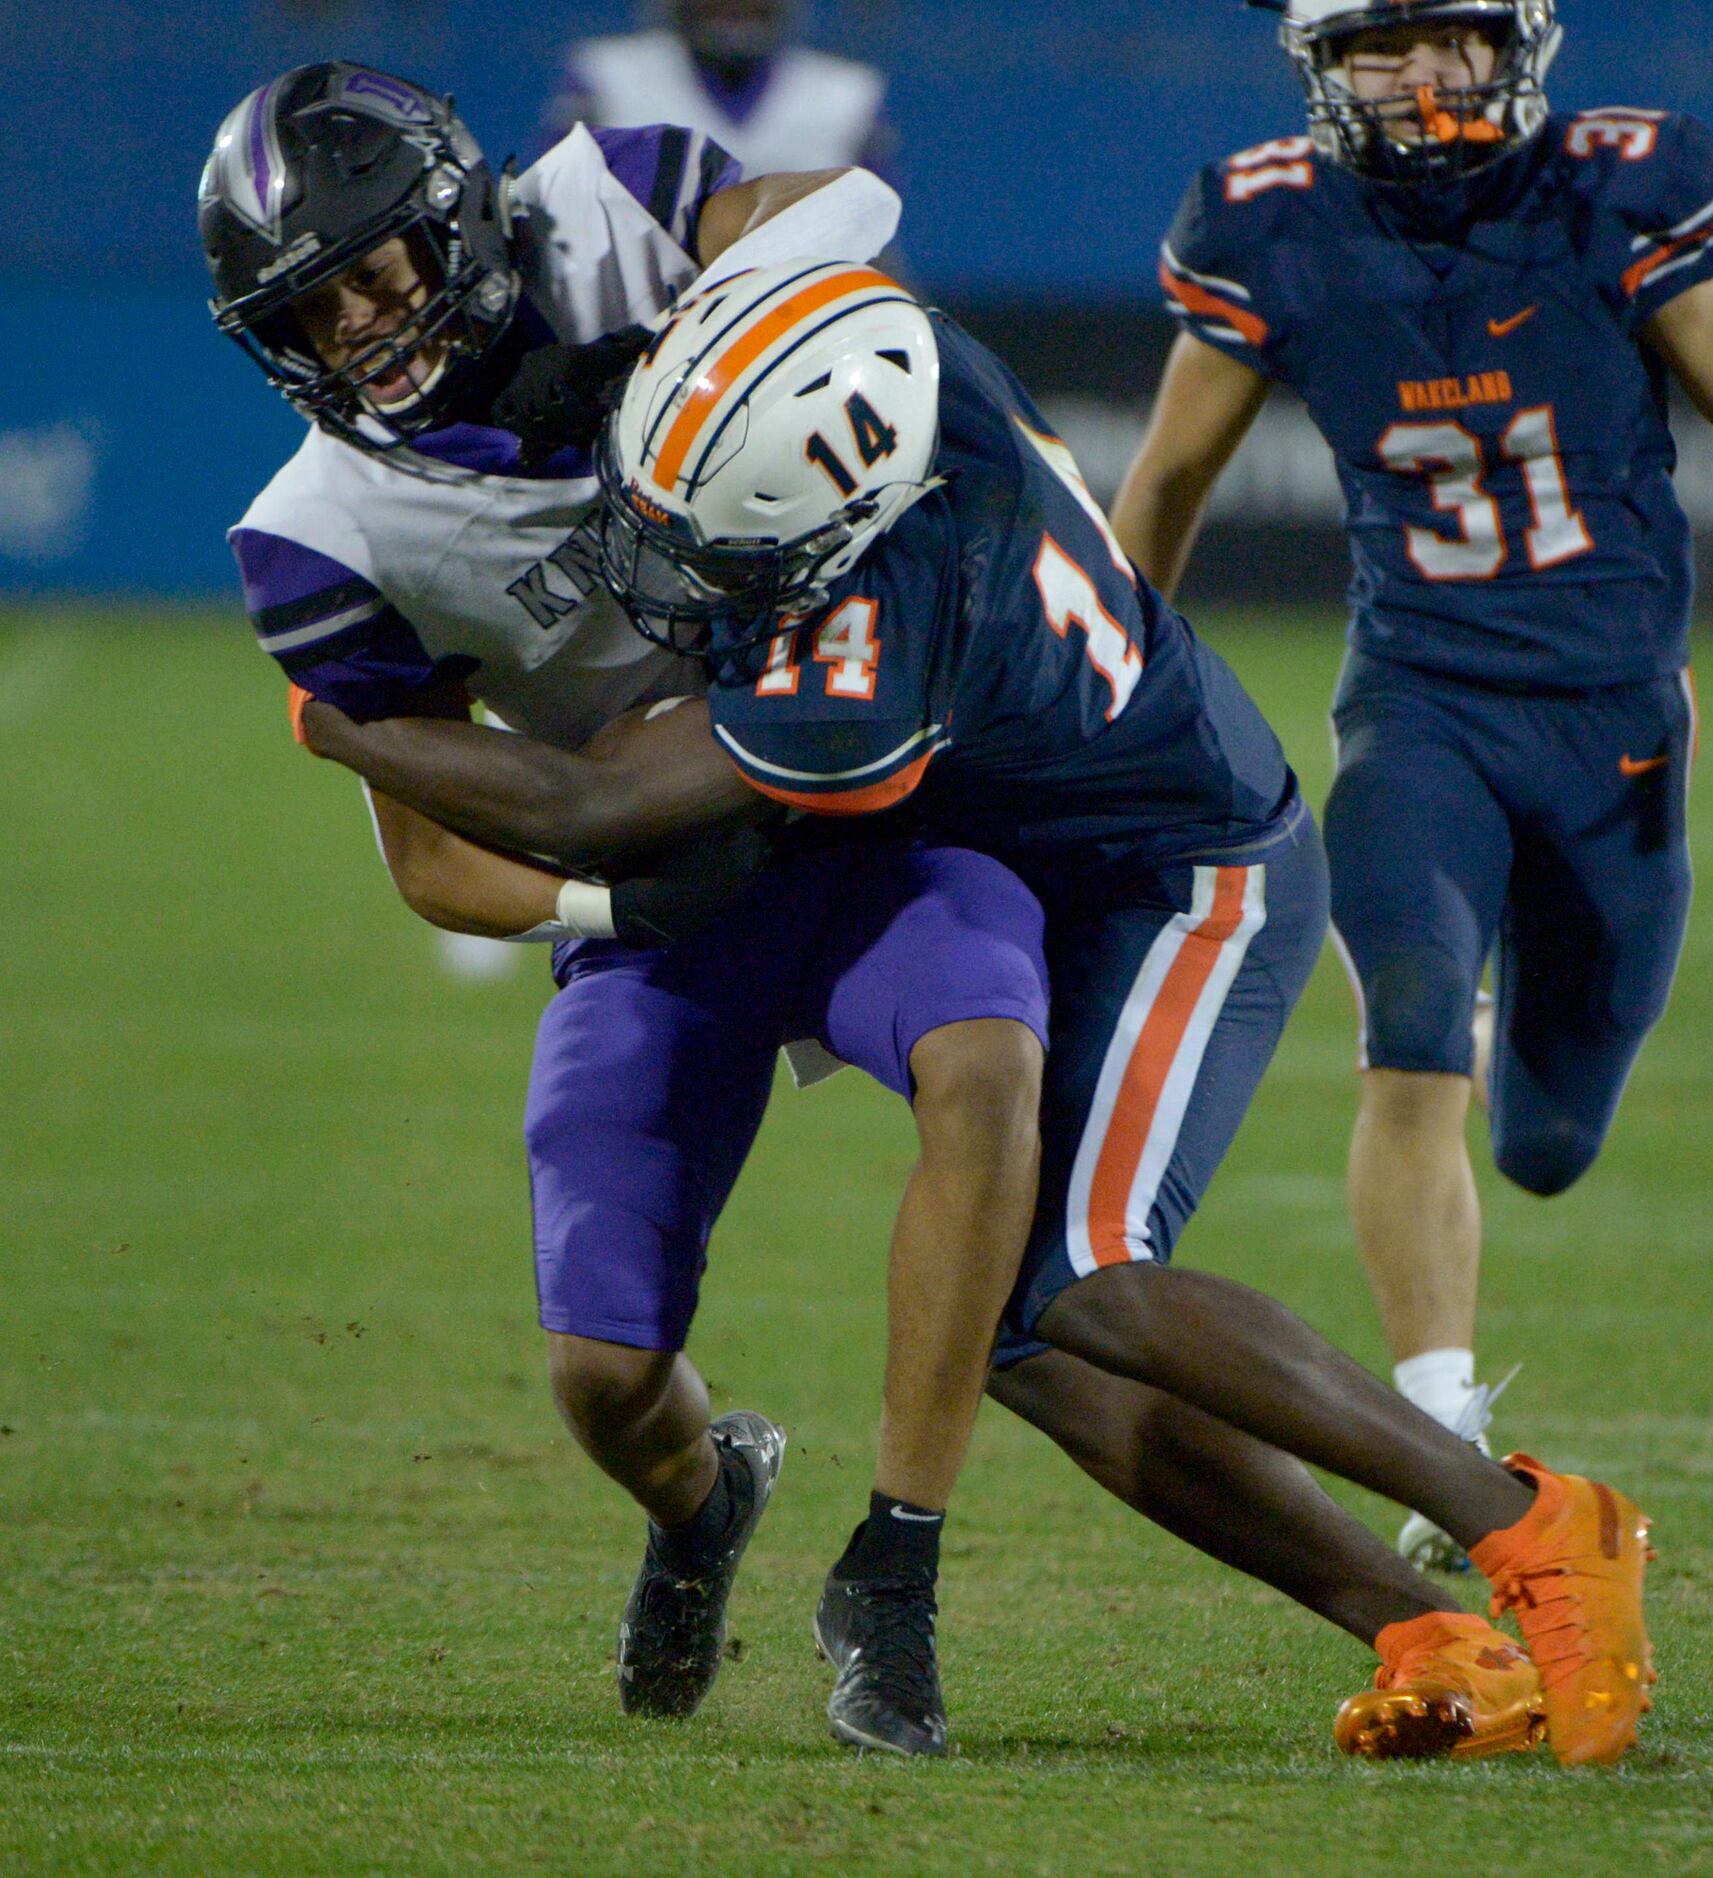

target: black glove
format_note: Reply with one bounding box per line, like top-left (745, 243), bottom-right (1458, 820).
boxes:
top-left (609, 823), bottom-right (779, 948)
top-left (491, 325), bottom-right (653, 466)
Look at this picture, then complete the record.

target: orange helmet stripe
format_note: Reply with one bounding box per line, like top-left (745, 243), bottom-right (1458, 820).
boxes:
top-left (650, 267), bottom-right (899, 493)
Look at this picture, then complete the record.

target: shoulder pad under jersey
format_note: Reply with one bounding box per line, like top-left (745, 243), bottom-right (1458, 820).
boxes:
top-left (1160, 141), bottom-right (1318, 376)
top-left (1555, 109), bottom-right (1713, 323)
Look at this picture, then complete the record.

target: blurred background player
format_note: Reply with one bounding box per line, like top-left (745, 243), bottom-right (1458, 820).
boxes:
top-left (1112, 0), bottom-right (1711, 1567)
top-left (541, 0), bottom-right (893, 179)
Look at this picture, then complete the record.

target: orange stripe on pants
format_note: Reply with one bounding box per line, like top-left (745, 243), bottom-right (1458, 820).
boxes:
top-left (1085, 866), bottom-right (1249, 1268)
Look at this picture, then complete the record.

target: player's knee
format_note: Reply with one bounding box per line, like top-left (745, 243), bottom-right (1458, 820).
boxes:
top-left (1037, 1260), bottom-right (1178, 1382)
top-left (909, 1018), bottom-right (1043, 1166)
top-left (545, 1332), bottom-right (675, 1438)
top-left (1361, 953), bottom-right (1476, 1076)
top-left (1492, 1117), bottom-right (1602, 1198)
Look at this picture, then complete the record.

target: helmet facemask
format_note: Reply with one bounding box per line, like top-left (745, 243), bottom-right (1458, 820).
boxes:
top-left (1279, 1), bottom-right (1561, 187)
top-left (596, 422), bottom-right (887, 661)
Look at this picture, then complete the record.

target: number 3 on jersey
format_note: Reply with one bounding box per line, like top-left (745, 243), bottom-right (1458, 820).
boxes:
top-left (1379, 404), bottom-right (1593, 580)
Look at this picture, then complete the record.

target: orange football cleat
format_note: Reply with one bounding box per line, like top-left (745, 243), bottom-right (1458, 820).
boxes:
top-left (1470, 1455), bottom-right (1656, 1768)
top-left (1335, 1611), bottom-right (1546, 1761)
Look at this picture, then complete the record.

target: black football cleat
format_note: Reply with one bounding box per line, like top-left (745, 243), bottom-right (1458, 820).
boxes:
top-left (813, 1571), bottom-right (948, 1756)
top-left (616, 1410), bottom-right (786, 1719)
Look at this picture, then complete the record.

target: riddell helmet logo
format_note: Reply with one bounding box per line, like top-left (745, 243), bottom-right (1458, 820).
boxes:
top-left (256, 232), bottom-right (323, 284)
top-left (338, 70), bottom-right (436, 124)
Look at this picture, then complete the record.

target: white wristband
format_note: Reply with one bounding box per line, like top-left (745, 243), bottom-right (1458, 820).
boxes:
top-left (693, 168), bottom-right (902, 294)
top-left (553, 877), bottom-right (617, 940)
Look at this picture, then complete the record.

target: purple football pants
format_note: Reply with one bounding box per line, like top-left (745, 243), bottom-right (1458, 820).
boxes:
top-left (526, 839), bottom-right (1049, 1350)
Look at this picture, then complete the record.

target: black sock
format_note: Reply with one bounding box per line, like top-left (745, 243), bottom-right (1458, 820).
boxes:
top-left (653, 1446), bottom-right (742, 1569)
top-left (834, 1490), bottom-right (944, 1584)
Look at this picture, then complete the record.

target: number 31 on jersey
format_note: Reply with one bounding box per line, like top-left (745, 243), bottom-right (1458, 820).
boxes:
top-left (1379, 404), bottom-right (1593, 580)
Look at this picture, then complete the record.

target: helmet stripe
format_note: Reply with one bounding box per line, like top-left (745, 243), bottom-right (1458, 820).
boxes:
top-left (650, 267), bottom-right (898, 492)
top-left (686, 291), bottom-right (915, 494)
top-left (240, 76), bottom-right (288, 243)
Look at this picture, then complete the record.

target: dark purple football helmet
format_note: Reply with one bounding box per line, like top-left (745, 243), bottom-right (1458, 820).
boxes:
top-left (199, 63), bottom-right (519, 448)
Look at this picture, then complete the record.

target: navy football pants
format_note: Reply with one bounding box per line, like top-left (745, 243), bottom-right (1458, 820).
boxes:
top-left (1326, 653), bottom-right (1696, 1197)
top-left (999, 809), bottom-right (1329, 1361)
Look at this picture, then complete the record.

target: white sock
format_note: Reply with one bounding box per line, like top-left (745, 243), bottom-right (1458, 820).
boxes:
top-left (1394, 1348), bottom-right (1476, 1434)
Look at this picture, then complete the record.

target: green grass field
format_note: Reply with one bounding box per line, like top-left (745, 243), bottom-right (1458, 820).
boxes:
top-left (3, 607), bottom-right (1710, 1876)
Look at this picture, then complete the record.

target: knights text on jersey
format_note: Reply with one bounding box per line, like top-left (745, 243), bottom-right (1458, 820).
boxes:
top-left (1161, 112), bottom-right (1713, 689)
top-left (227, 122), bottom-right (733, 746)
top-left (709, 318), bottom-right (1298, 904)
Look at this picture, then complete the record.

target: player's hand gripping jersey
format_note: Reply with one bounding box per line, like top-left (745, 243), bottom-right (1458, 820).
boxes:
top-left (709, 319), bottom-right (1301, 906)
top-left (1163, 112), bottom-right (1713, 689)
top-left (231, 125), bottom-right (738, 745)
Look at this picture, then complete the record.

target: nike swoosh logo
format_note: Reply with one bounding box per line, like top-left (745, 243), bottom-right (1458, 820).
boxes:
top-left (1619, 753), bottom-right (1670, 776)
top-left (890, 1507), bottom-right (945, 1523)
top-left (1488, 305), bottom-right (1539, 338)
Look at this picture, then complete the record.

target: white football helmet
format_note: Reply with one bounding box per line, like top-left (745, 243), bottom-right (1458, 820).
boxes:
top-left (1265, 0), bottom-right (1561, 184)
top-left (597, 261), bottom-right (941, 655)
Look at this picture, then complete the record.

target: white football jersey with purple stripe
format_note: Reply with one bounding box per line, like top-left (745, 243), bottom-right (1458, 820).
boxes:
top-left (229, 123), bottom-right (734, 749)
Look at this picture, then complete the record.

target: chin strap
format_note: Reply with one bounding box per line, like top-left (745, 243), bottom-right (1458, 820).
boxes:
top-left (1416, 83), bottom-right (1506, 146)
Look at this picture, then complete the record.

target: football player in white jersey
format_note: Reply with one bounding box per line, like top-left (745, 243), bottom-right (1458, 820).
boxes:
top-left (541, 0), bottom-right (892, 180)
top-left (205, 66), bottom-right (1611, 1764)
top-left (203, 62), bottom-right (1040, 1754)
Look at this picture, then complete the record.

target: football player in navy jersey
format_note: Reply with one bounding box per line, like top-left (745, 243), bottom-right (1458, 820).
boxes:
top-left (1112, 0), bottom-right (1710, 1572)
top-left (302, 263), bottom-right (1658, 1768)
top-left (206, 65), bottom-right (1543, 1768)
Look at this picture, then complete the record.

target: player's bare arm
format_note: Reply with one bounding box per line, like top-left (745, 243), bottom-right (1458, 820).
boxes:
top-left (299, 694), bottom-right (761, 874)
top-left (1110, 331), bottom-right (1269, 601)
top-left (1645, 276), bottom-right (1713, 423)
top-left (368, 791), bottom-right (567, 937)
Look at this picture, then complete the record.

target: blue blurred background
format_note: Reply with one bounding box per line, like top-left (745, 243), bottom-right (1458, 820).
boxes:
top-left (5, 0), bottom-right (1712, 599)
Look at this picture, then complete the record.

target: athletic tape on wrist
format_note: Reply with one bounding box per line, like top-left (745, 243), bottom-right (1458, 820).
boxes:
top-left (488, 879), bottom-right (617, 944)
top-left (554, 877), bottom-right (616, 939)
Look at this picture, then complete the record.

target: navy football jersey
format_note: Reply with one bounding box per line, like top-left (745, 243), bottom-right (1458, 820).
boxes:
top-left (1163, 112), bottom-right (1713, 689)
top-left (709, 318), bottom-right (1299, 907)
